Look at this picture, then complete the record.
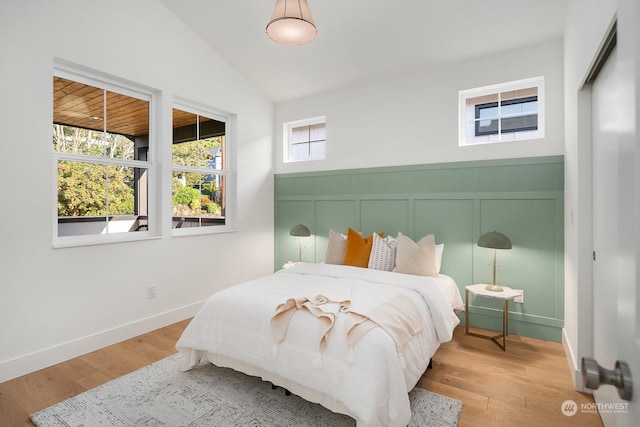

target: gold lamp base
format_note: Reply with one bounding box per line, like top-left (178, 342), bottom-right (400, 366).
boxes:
top-left (485, 284), bottom-right (504, 292)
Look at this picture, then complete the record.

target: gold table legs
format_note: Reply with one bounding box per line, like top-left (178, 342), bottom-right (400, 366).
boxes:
top-left (465, 289), bottom-right (509, 351)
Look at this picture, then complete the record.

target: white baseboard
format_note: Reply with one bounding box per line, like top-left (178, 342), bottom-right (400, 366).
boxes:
top-left (562, 327), bottom-right (587, 392)
top-left (0, 301), bottom-right (204, 383)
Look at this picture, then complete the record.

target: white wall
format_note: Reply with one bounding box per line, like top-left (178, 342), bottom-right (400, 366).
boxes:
top-left (0, 0), bottom-right (274, 382)
top-left (563, 0), bottom-right (617, 389)
top-left (274, 40), bottom-right (564, 174)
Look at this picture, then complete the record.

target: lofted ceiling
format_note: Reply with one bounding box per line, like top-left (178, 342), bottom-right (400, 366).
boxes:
top-left (159, 0), bottom-right (568, 103)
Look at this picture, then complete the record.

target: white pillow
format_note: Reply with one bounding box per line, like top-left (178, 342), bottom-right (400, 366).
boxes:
top-left (368, 234), bottom-right (397, 271)
top-left (393, 232), bottom-right (438, 277)
top-left (435, 243), bottom-right (444, 274)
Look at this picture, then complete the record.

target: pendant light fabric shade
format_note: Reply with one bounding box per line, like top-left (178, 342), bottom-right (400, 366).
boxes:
top-left (266, 0), bottom-right (317, 46)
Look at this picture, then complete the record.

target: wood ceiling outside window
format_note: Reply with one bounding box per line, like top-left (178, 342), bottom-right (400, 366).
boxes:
top-left (53, 77), bottom-right (148, 137)
top-left (53, 77), bottom-right (199, 137)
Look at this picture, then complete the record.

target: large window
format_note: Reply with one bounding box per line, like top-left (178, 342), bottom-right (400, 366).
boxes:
top-left (53, 69), bottom-right (154, 245)
top-left (283, 116), bottom-right (326, 162)
top-left (171, 105), bottom-right (227, 232)
top-left (459, 77), bottom-right (544, 146)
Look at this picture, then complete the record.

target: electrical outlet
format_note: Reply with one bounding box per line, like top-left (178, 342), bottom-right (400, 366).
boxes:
top-left (148, 285), bottom-right (157, 299)
top-left (514, 289), bottom-right (524, 304)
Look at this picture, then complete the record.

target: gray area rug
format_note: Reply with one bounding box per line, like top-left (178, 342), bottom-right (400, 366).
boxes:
top-left (32, 354), bottom-right (462, 426)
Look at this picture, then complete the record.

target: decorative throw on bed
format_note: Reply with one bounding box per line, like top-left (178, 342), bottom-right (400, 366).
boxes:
top-left (271, 293), bottom-right (425, 360)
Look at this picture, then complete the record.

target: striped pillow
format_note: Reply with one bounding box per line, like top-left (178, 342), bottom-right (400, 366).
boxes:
top-left (368, 233), bottom-right (397, 271)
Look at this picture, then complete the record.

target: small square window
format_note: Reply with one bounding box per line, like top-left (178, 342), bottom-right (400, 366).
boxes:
top-left (283, 117), bottom-right (326, 163)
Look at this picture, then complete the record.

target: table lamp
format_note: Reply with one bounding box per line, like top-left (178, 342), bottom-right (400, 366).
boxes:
top-left (290, 224), bottom-right (311, 262)
top-left (477, 231), bottom-right (512, 292)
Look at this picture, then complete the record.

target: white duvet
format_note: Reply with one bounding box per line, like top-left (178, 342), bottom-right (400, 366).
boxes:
top-left (176, 263), bottom-right (463, 426)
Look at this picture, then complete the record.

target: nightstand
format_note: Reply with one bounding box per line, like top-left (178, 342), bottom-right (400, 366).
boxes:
top-left (282, 261), bottom-right (300, 269)
top-left (465, 284), bottom-right (522, 351)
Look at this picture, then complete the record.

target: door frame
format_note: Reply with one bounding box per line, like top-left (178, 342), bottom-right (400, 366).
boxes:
top-left (573, 19), bottom-right (618, 393)
top-left (572, 1), bottom-right (640, 423)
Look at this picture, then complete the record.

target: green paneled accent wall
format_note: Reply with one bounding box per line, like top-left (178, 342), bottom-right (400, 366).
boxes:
top-left (274, 156), bottom-right (564, 342)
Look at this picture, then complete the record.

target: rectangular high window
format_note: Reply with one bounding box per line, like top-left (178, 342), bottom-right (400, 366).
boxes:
top-left (459, 77), bottom-right (544, 146)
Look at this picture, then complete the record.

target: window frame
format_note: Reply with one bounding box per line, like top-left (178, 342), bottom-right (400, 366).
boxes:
top-left (52, 61), bottom-right (159, 248)
top-left (283, 116), bottom-right (326, 163)
top-left (474, 95), bottom-right (539, 136)
top-left (459, 76), bottom-right (545, 146)
top-left (171, 99), bottom-right (235, 238)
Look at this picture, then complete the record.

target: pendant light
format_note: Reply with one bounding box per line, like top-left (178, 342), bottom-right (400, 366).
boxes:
top-left (266, 0), bottom-right (317, 46)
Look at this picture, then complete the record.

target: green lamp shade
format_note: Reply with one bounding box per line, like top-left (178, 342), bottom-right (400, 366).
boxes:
top-left (289, 224), bottom-right (311, 237)
top-left (477, 231), bottom-right (512, 250)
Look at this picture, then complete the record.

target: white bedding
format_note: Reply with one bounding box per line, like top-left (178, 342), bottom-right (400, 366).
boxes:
top-left (176, 263), bottom-right (463, 426)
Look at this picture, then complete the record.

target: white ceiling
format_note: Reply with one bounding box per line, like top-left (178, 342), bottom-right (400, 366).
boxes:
top-left (159, 0), bottom-right (567, 103)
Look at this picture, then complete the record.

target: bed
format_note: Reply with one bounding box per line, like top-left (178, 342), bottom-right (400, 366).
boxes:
top-left (176, 258), bottom-right (464, 426)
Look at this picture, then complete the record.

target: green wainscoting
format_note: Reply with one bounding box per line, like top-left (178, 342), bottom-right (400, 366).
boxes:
top-left (274, 156), bottom-right (564, 342)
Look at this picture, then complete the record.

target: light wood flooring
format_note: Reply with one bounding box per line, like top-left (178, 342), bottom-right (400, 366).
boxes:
top-left (420, 327), bottom-right (603, 426)
top-left (0, 320), bottom-right (602, 427)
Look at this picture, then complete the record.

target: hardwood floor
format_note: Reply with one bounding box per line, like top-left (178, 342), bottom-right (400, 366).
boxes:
top-left (0, 320), bottom-right (602, 427)
top-left (0, 320), bottom-right (189, 427)
top-left (420, 327), bottom-right (603, 427)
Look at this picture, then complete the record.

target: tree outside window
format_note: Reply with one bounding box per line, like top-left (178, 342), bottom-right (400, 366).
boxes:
top-left (171, 107), bottom-right (226, 229)
top-left (53, 75), bottom-right (151, 238)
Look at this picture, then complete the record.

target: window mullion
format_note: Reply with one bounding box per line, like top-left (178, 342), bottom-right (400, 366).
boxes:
top-left (54, 153), bottom-right (149, 169)
top-left (105, 165), bottom-right (110, 233)
top-left (173, 165), bottom-right (225, 175)
top-left (196, 114), bottom-right (201, 168)
top-left (497, 92), bottom-right (502, 140)
top-left (103, 89), bottom-right (109, 232)
top-left (103, 89), bottom-right (108, 158)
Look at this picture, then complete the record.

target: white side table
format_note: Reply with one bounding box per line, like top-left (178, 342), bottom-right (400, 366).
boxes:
top-left (282, 261), bottom-right (301, 269)
top-left (465, 284), bottom-right (522, 351)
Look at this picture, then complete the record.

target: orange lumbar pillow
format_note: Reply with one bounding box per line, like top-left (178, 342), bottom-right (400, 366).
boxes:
top-left (342, 228), bottom-right (384, 268)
